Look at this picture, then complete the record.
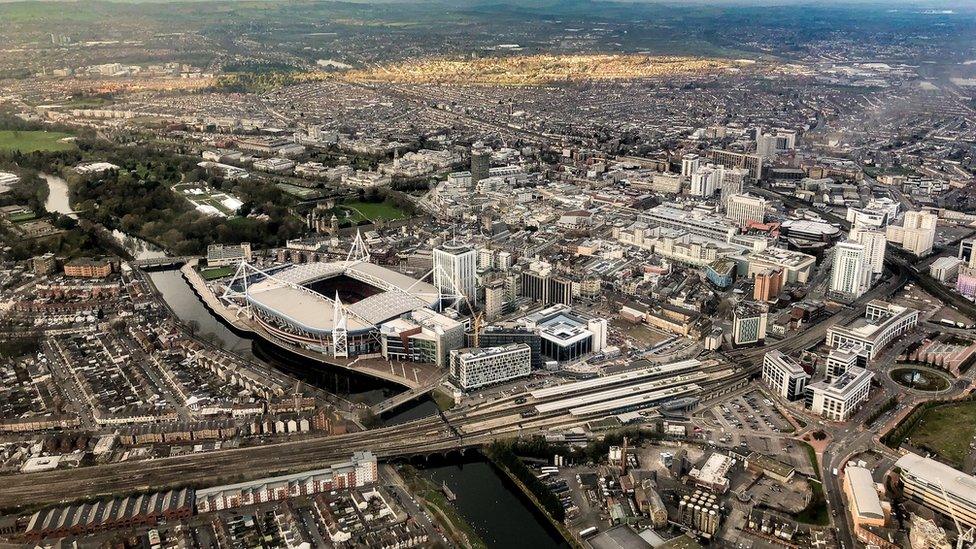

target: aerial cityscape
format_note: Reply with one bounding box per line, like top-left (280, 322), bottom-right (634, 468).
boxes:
top-left (1, 0), bottom-right (976, 547)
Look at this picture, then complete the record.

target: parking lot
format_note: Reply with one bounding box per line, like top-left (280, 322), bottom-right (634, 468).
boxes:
top-left (707, 389), bottom-right (795, 439)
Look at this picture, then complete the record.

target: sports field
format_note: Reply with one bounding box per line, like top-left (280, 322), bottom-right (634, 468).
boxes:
top-left (0, 130), bottom-right (76, 153)
top-left (342, 200), bottom-right (407, 222)
top-left (907, 401), bottom-right (976, 467)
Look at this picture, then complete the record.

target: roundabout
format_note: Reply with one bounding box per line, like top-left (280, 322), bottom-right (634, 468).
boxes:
top-left (889, 365), bottom-right (953, 393)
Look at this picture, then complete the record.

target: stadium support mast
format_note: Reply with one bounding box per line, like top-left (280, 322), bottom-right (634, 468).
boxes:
top-left (332, 291), bottom-right (349, 358)
top-left (346, 229), bottom-right (371, 263)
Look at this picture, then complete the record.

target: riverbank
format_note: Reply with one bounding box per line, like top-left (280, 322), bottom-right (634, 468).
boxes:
top-left (400, 464), bottom-right (488, 549)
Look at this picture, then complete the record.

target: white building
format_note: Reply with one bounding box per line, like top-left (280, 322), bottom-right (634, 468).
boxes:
top-left (930, 256), bottom-right (963, 282)
top-left (689, 164), bottom-right (723, 197)
top-left (732, 304), bottom-right (767, 345)
top-left (849, 227), bottom-right (887, 276)
top-left (726, 194), bottom-right (767, 228)
top-left (896, 452), bottom-right (976, 529)
top-left (450, 343), bottom-right (531, 390)
top-left (826, 300), bottom-right (919, 361)
top-left (825, 346), bottom-right (859, 382)
top-left (829, 240), bottom-right (871, 299)
top-left (681, 153), bottom-right (701, 177)
top-left (433, 242), bottom-right (478, 307)
top-left (887, 210), bottom-right (937, 256)
top-left (806, 366), bottom-right (872, 421)
top-left (762, 350), bottom-right (810, 400)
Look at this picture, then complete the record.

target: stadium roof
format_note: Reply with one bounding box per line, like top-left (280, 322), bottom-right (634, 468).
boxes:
top-left (244, 260), bottom-right (439, 334)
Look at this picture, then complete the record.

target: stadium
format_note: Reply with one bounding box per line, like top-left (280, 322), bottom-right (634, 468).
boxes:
top-left (220, 259), bottom-right (442, 358)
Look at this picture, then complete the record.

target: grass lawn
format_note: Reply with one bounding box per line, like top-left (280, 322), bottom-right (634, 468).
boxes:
top-left (199, 266), bottom-right (236, 280)
top-left (0, 130), bottom-right (76, 153)
top-left (343, 200), bottom-right (407, 222)
top-left (8, 211), bottom-right (38, 223)
top-left (907, 401), bottom-right (976, 467)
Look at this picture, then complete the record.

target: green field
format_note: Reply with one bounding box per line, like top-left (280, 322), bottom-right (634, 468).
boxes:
top-left (8, 211), bottom-right (38, 223)
top-left (342, 200), bottom-right (407, 222)
top-left (0, 130), bottom-right (76, 153)
top-left (275, 182), bottom-right (326, 200)
top-left (907, 401), bottom-right (976, 467)
top-left (199, 266), bottom-right (236, 280)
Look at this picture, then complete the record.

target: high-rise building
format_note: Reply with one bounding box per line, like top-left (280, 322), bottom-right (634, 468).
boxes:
top-left (726, 194), bottom-right (767, 228)
top-left (484, 280), bottom-right (506, 320)
top-left (709, 149), bottom-right (763, 181)
top-left (732, 303), bottom-right (767, 345)
top-left (433, 242), bottom-right (478, 307)
top-left (753, 268), bottom-right (784, 302)
top-left (756, 133), bottom-right (778, 159)
top-left (470, 147), bottom-right (490, 186)
top-left (719, 168), bottom-right (747, 210)
top-left (689, 164), bottom-right (723, 197)
top-left (887, 210), bottom-right (937, 256)
top-left (681, 153), bottom-right (701, 177)
top-left (829, 240), bottom-right (870, 299)
top-left (849, 227), bottom-right (886, 276)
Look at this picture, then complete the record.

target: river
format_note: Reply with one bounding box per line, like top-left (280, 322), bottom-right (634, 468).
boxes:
top-left (41, 172), bottom-right (167, 261)
top-left (144, 267), bottom-right (568, 548)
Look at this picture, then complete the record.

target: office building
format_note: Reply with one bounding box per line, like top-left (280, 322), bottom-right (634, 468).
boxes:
top-left (762, 350), bottom-right (810, 400)
top-left (826, 346), bottom-right (860, 381)
top-left (518, 305), bottom-right (607, 364)
top-left (929, 256), bottom-right (963, 282)
top-left (450, 343), bottom-right (531, 390)
top-left (638, 204), bottom-right (737, 242)
top-left (829, 240), bottom-right (870, 299)
top-left (726, 194), bottom-right (767, 228)
top-left (709, 149), bottom-right (763, 181)
top-left (896, 452), bottom-right (976, 529)
top-left (433, 242), bottom-right (477, 307)
top-left (207, 242), bottom-right (252, 267)
top-left (380, 309), bottom-right (465, 368)
top-left (849, 227), bottom-right (886, 276)
top-left (826, 300), bottom-right (919, 360)
top-left (805, 366), bottom-right (872, 421)
top-left (518, 262), bottom-right (573, 306)
top-left (732, 303), bottom-right (767, 345)
top-left (957, 265), bottom-right (976, 299)
top-left (753, 268), bottom-right (784, 302)
top-left (471, 326), bottom-right (543, 370)
top-left (470, 146), bottom-right (490, 186)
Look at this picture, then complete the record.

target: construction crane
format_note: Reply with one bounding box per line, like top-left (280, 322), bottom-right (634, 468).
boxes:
top-left (938, 480), bottom-right (975, 549)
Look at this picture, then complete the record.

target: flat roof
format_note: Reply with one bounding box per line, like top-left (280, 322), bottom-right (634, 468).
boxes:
top-left (897, 452), bottom-right (976, 505)
top-left (846, 466), bottom-right (884, 520)
top-left (535, 372), bottom-right (708, 414)
top-left (569, 383), bottom-right (701, 416)
top-left (530, 359), bottom-right (701, 399)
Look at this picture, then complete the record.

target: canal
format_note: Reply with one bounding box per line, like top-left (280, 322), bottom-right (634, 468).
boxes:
top-left (145, 267), bottom-right (569, 547)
